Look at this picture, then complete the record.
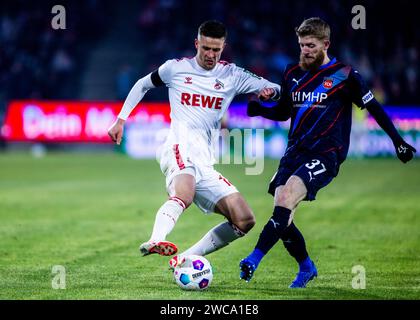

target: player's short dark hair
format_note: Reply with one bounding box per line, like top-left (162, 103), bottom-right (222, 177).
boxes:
top-left (295, 17), bottom-right (330, 40)
top-left (198, 20), bottom-right (227, 39)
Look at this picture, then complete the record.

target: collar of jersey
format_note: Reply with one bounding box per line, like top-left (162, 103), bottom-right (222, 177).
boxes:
top-left (318, 56), bottom-right (337, 70)
top-left (193, 57), bottom-right (217, 73)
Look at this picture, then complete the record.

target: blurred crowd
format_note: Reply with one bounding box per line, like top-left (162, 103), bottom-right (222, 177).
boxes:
top-left (0, 0), bottom-right (110, 104)
top-left (0, 0), bottom-right (418, 107)
top-left (137, 0), bottom-right (418, 105)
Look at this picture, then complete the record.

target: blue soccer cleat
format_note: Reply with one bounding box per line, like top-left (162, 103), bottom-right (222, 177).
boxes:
top-left (239, 258), bottom-right (258, 282)
top-left (289, 260), bottom-right (318, 288)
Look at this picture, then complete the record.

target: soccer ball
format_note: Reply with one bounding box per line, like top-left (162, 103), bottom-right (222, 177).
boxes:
top-left (173, 255), bottom-right (213, 290)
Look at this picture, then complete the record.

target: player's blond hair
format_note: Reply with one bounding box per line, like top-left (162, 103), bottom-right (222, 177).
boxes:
top-left (295, 17), bottom-right (330, 41)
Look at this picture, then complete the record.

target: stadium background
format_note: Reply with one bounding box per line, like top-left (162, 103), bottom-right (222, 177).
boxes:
top-left (0, 0), bottom-right (419, 300)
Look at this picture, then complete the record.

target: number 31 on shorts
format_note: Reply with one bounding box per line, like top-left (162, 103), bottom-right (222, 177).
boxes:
top-left (305, 159), bottom-right (326, 181)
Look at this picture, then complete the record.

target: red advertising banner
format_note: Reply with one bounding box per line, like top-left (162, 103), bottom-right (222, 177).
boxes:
top-left (1, 100), bottom-right (171, 142)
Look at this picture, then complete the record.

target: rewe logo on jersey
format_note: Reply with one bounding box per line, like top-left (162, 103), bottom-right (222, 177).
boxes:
top-left (181, 92), bottom-right (223, 109)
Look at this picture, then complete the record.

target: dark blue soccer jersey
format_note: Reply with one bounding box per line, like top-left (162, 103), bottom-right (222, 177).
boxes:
top-left (276, 57), bottom-right (376, 165)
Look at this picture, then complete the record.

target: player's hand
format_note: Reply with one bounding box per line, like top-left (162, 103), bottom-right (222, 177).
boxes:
top-left (258, 88), bottom-right (275, 101)
top-left (394, 140), bottom-right (416, 163)
top-left (108, 118), bottom-right (125, 145)
top-left (247, 99), bottom-right (262, 117)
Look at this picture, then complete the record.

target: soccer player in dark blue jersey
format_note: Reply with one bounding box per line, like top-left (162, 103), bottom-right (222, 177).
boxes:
top-left (239, 17), bottom-right (416, 288)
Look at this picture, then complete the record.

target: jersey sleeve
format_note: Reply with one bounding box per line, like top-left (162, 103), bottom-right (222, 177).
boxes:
top-left (156, 59), bottom-right (177, 86)
top-left (348, 68), bottom-right (403, 144)
top-left (117, 59), bottom-right (178, 120)
top-left (246, 65), bottom-right (293, 121)
top-left (117, 73), bottom-right (155, 120)
top-left (232, 65), bottom-right (281, 99)
top-left (275, 66), bottom-right (293, 113)
top-left (348, 68), bottom-right (377, 109)
top-left (265, 65), bottom-right (294, 119)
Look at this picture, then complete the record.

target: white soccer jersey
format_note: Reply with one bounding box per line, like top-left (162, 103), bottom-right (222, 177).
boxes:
top-left (118, 57), bottom-right (280, 166)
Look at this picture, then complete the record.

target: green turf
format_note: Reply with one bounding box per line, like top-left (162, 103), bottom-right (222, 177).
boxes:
top-left (0, 152), bottom-right (419, 299)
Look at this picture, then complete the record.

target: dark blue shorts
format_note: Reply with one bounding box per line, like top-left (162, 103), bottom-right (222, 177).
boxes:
top-left (268, 153), bottom-right (339, 201)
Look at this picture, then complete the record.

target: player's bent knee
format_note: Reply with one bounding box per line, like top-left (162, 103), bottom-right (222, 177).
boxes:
top-left (275, 188), bottom-right (296, 209)
top-left (181, 197), bottom-right (194, 209)
top-left (171, 195), bottom-right (193, 209)
top-left (232, 214), bottom-right (255, 234)
top-left (242, 216), bottom-right (256, 233)
top-left (275, 178), bottom-right (306, 209)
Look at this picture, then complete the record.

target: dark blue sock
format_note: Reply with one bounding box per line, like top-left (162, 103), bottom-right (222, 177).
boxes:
top-left (255, 206), bottom-right (291, 254)
top-left (299, 256), bottom-right (313, 272)
top-left (280, 222), bottom-right (310, 267)
top-left (246, 248), bottom-right (265, 267)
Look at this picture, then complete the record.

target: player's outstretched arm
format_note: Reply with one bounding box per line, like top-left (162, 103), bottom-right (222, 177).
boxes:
top-left (257, 88), bottom-right (277, 101)
top-left (247, 93), bottom-right (291, 121)
top-left (394, 139), bottom-right (416, 163)
top-left (247, 100), bottom-right (291, 121)
top-left (366, 102), bottom-right (416, 163)
top-left (107, 71), bottom-right (160, 144)
top-left (350, 69), bottom-right (416, 163)
top-left (108, 118), bottom-right (125, 145)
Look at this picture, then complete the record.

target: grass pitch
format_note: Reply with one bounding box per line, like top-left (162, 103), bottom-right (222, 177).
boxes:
top-left (0, 152), bottom-right (419, 300)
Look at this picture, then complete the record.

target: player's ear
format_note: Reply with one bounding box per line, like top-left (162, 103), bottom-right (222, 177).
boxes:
top-left (219, 41), bottom-right (226, 54)
top-left (194, 39), bottom-right (199, 50)
top-left (324, 40), bottom-right (330, 50)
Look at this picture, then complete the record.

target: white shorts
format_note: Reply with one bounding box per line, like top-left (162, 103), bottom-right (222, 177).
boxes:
top-left (160, 143), bottom-right (238, 213)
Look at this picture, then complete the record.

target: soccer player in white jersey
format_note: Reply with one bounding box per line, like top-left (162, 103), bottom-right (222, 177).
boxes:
top-left (108, 20), bottom-right (280, 268)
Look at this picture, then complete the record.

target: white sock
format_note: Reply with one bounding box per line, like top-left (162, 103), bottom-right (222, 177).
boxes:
top-left (149, 197), bottom-right (185, 242)
top-left (179, 221), bottom-right (245, 258)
